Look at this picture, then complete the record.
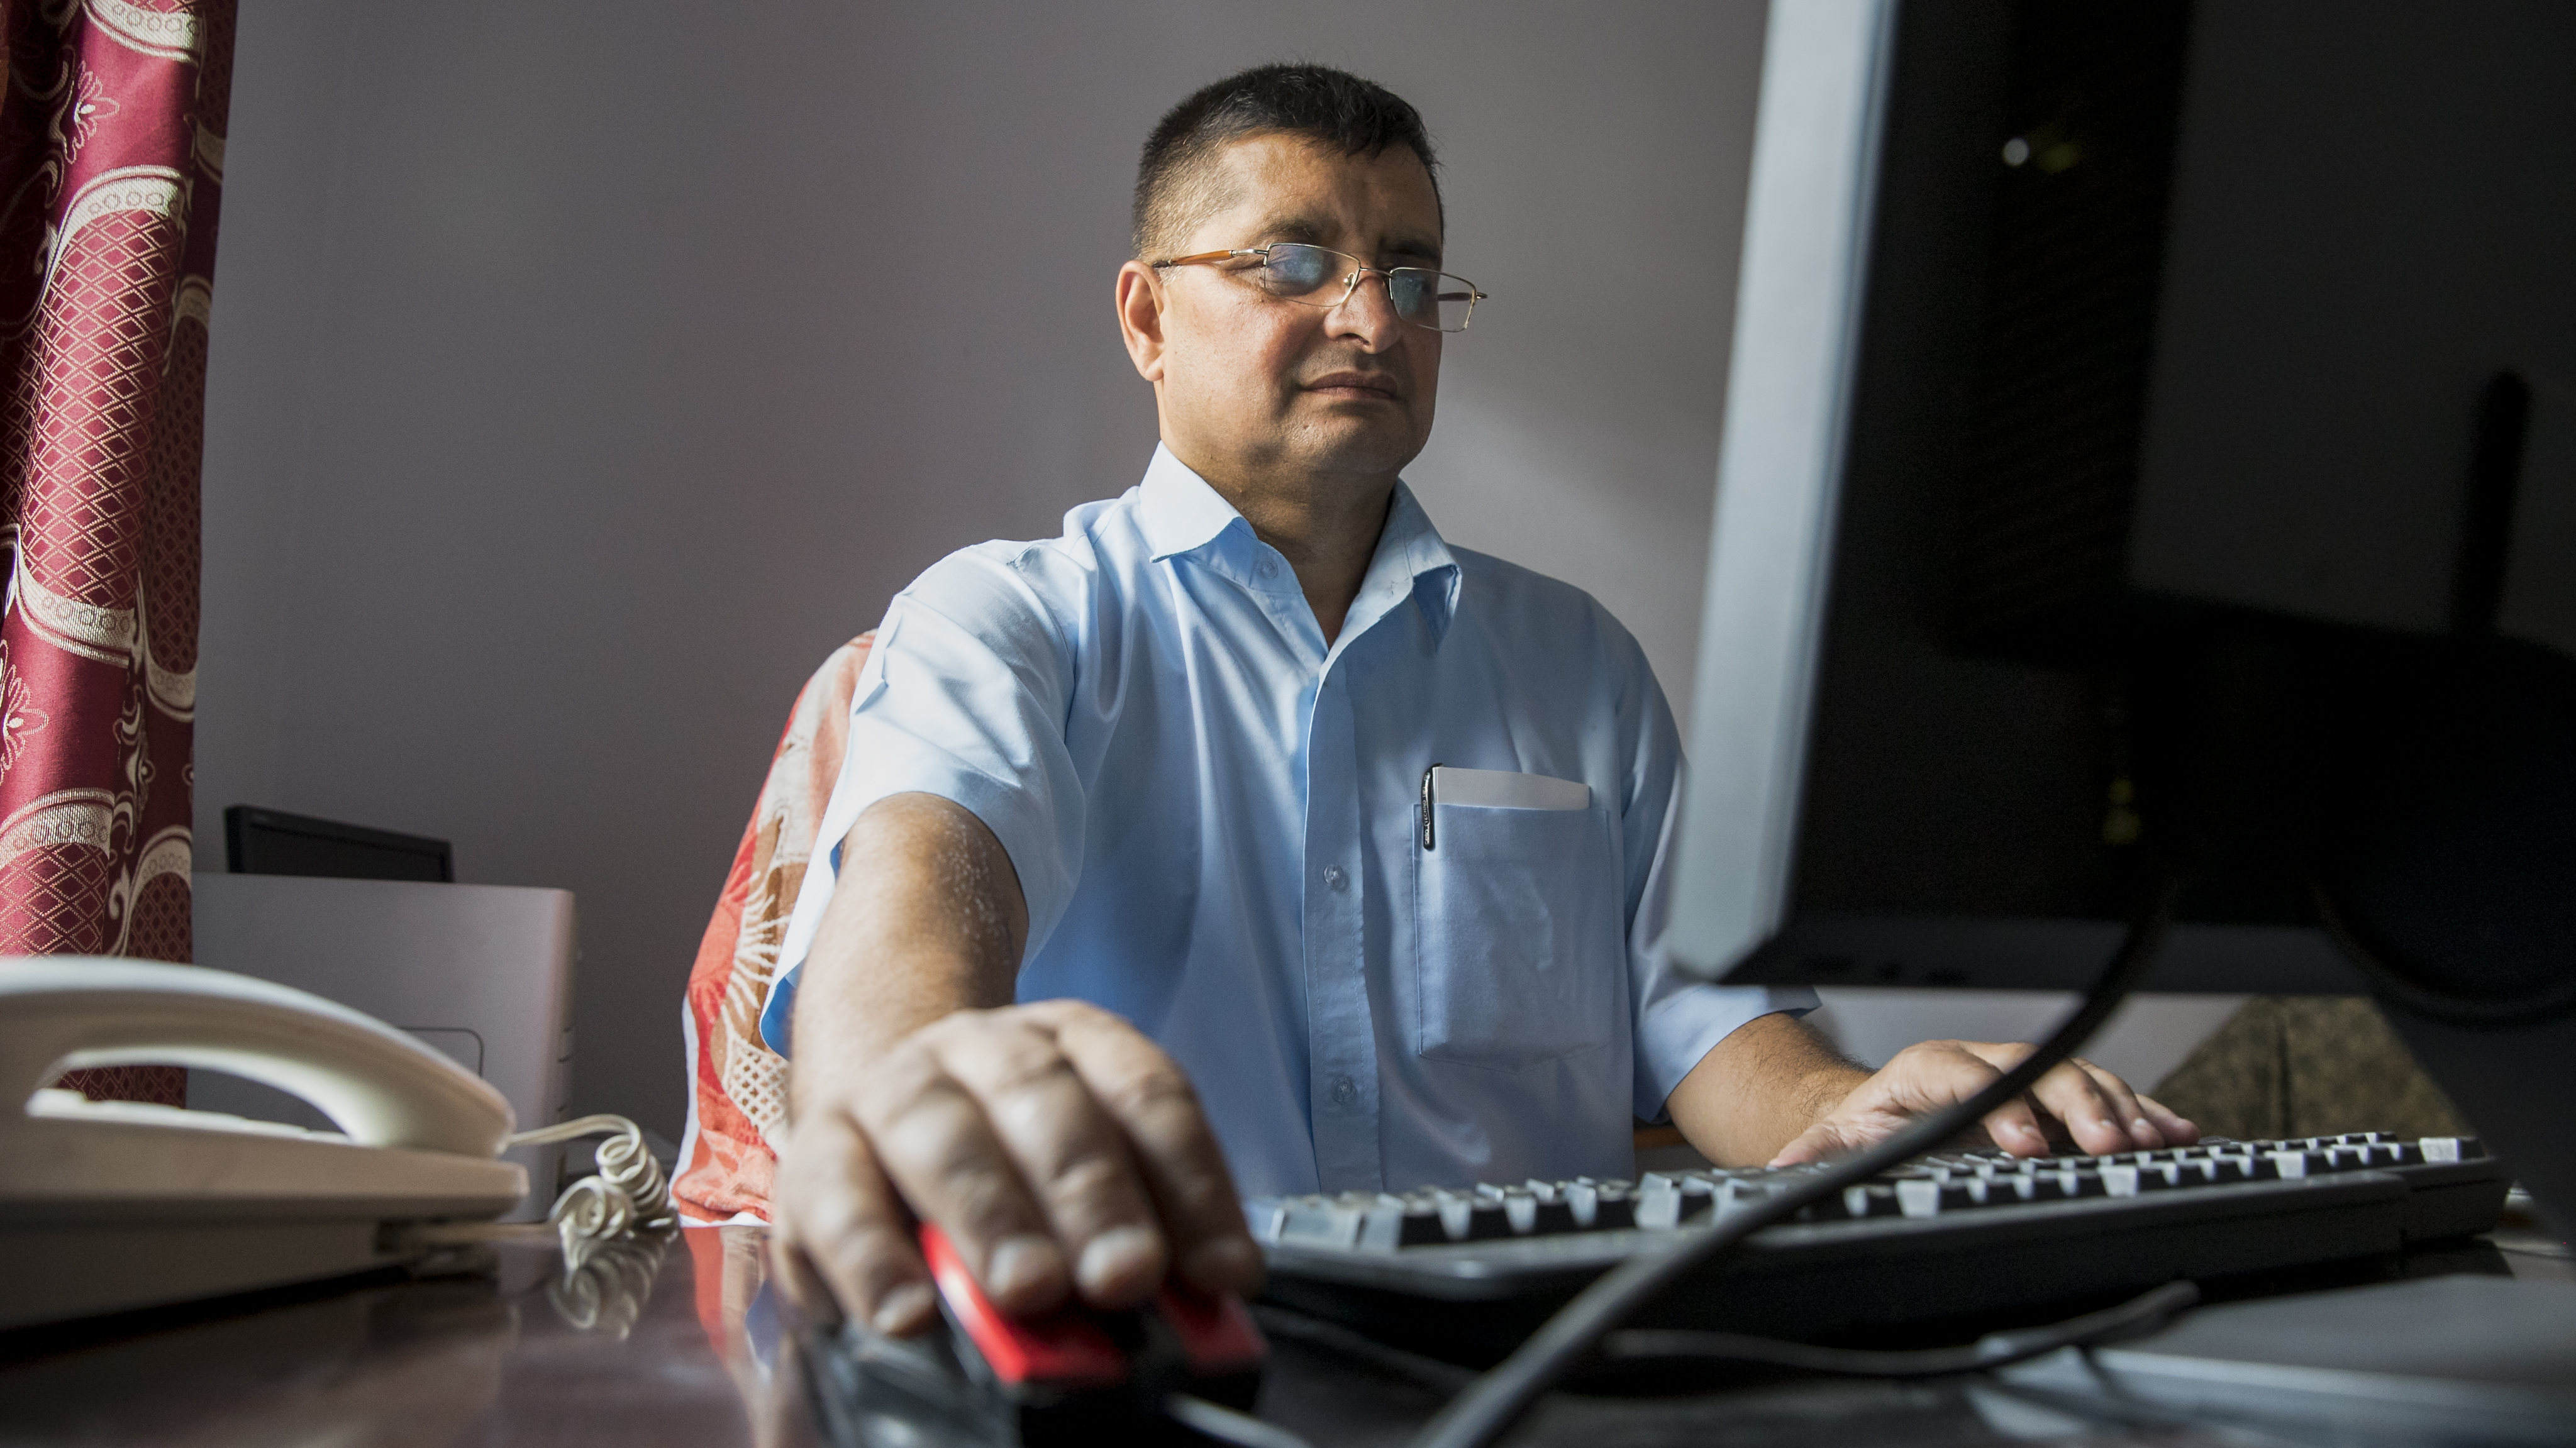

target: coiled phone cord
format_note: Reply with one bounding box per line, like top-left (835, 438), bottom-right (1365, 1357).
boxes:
top-left (403, 1114), bottom-right (675, 1268)
top-left (506, 1114), bottom-right (678, 1267)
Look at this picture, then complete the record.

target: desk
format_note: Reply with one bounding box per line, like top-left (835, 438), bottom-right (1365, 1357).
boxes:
top-left (1, 1224), bottom-right (2567, 1447)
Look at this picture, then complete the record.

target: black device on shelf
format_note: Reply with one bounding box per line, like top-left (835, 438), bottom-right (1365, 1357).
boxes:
top-left (223, 805), bottom-right (454, 883)
top-left (1251, 1134), bottom-right (2511, 1369)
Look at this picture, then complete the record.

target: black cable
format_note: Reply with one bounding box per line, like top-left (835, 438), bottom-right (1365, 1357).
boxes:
top-left (1602, 1279), bottom-right (2197, 1380)
top-left (1165, 1392), bottom-right (1319, 1448)
top-left (1406, 879), bottom-right (2178, 1448)
top-left (1248, 1303), bottom-right (1477, 1391)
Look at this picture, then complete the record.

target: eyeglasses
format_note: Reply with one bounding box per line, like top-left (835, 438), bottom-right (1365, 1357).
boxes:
top-left (1152, 242), bottom-right (1487, 333)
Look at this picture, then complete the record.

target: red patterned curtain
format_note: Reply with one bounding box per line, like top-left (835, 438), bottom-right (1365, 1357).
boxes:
top-left (0, 0), bottom-right (233, 1105)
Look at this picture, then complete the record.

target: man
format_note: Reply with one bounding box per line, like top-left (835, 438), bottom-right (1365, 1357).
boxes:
top-left (765, 65), bottom-right (2194, 1335)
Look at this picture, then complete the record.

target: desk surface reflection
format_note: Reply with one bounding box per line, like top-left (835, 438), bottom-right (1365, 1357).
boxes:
top-left (1, 1223), bottom-right (2567, 1447)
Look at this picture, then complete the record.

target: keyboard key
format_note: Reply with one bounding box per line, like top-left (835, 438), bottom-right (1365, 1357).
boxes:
top-left (1245, 1198), bottom-right (1285, 1241)
top-left (1636, 1174), bottom-right (1717, 1229)
top-left (1276, 1195), bottom-right (1365, 1248)
top-left (2038, 1169), bottom-right (2104, 1200)
top-left (1358, 1195), bottom-right (1448, 1249)
top-left (1562, 1179), bottom-right (1635, 1230)
top-left (1828, 1184), bottom-right (1897, 1220)
top-left (1433, 1192), bottom-right (1513, 1242)
top-left (1974, 1174), bottom-right (2038, 1204)
top-left (2205, 1152), bottom-right (2260, 1182)
top-left (1492, 1187), bottom-right (1571, 1235)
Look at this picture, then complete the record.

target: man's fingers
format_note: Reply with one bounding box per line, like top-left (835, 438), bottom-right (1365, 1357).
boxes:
top-left (1769, 1120), bottom-right (1862, 1166)
top-left (814, 1002), bottom-right (1252, 1323)
top-left (1883, 1042), bottom-right (2053, 1155)
top-left (2135, 1091), bottom-right (2199, 1146)
top-left (1779, 1039), bottom-right (2196, 1173)
top-left (2071, 1059), bottom-right (2163, 1149)
top-left (855, 1041), bottom-right (1069, 1315)
top-left (767, 1129), bottom-right (841, 1325)
top-left (1774, 1041), bottom-right (1994, 1164)
top-left (1979, 1095), bottom-right (2055, 1157)
top-left (1954, 1042), bottom-right (2146, 1154)
top-left (2023, 1058), bottom-right (2135, 1154)
top-left (770, 1234), bottom-right (844, 1329)
top-left (922, 1009), bottom-right (1170, 1308)
top-left (770, 1108), bottom-right (938, 1335)
top-left (1045, 1002), bottom-right (1265, 1296)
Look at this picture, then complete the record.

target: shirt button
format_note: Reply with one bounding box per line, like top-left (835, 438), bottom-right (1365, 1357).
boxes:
top-left (1322, 865), bottom-right (1348, 892)
top-left (1257, 558), bottom-right (1278, 579)
top-left (1330, 1074), bottom-right (1357, 1107)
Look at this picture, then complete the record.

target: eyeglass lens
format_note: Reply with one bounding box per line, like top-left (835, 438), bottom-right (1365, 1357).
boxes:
top-left (1253, 243), bottom-right (1476, 332)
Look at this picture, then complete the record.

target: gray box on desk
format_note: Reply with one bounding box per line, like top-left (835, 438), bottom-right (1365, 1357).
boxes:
top-left (189, 873), bottom-right (577, 1219)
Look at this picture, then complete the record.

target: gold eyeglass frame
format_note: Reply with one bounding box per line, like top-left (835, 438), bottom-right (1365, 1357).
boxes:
top-left (1152, 243), bottom-right (1488, 333)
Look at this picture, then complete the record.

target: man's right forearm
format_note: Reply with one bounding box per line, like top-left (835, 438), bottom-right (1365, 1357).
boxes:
top-left (770, 790), bottom-right (1258, 1331)
top-left (787, 792), bottom-right (1030, 1110)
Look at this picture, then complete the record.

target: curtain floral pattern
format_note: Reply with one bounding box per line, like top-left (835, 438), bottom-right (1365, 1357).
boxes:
top-left (0, 0), bottom-right (233, 1105)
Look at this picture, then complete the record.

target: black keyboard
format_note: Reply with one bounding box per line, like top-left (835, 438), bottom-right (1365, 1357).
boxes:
top-left (1246, 1134), bottom-right (2512, 1366)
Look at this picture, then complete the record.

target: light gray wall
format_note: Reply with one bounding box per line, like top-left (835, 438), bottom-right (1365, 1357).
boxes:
top-left (197, 1), bottom-right (1768, 1137)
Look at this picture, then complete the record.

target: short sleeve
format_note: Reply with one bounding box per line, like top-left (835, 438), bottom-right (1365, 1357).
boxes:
top-left (759, 543), bottom-right (1088, 1055)
top-left (1621, 665), bottom-right (1816, 1121)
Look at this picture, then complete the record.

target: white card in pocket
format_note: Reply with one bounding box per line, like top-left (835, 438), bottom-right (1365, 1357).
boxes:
top-left (1428, 766), bottom-right (1591, 812)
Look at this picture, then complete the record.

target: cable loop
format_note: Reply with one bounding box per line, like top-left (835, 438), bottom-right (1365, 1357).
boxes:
top-left (506, 1114), bottom-right (677, 1269)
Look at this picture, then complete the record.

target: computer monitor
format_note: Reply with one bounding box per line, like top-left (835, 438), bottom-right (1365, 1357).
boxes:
top-left (1670, 2), bottom-right (2573, 1219)
top-left (224, 805), bottom-right (455, 883)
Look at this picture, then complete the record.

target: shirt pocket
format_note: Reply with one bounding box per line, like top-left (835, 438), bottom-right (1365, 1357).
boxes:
top-left (1413, 799), bottom-right (1625, 1071)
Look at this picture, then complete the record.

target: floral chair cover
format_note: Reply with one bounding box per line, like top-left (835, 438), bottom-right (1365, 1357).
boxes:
top-left (675, 633), bottom-right (874, 1225)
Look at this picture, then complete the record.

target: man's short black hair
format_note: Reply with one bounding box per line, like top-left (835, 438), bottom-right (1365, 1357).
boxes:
top-left (1133, 63), bottom-right (1440, 261)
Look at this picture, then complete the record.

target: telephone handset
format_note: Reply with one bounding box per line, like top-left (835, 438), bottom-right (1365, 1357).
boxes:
top-left (1, 957), bottom-right (532, 1329)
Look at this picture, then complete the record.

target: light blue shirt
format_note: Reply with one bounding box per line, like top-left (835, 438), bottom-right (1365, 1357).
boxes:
top-left (763, 445), bottom-right (1811, 1198)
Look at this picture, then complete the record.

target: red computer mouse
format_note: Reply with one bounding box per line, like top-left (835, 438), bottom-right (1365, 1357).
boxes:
top-left (916, 1222), bottom-right (1267, 1444)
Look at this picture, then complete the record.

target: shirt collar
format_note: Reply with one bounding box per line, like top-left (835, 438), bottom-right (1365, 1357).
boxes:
top-left (1138, 443), bottom-right (1250, 561)
top-left (1368, 476), bottom-right (1462, 646)
top-left (1135, 441), bottom-right (1462, 642)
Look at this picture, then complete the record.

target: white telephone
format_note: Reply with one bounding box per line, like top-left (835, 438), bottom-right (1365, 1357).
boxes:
top-left (0, 957), bottom-right (531, 1329)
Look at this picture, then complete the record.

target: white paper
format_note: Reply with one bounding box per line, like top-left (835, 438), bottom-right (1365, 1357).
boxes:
top-left (1430, 765), bottom-right (1591, 811)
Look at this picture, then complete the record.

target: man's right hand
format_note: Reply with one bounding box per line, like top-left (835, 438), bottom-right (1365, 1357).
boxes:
top-left (771, 998), bottom-right (1264, 1335)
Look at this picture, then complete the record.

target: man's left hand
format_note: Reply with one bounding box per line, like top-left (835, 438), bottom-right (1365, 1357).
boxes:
top-left (1770, 1039), bottom-right (2199, 1166)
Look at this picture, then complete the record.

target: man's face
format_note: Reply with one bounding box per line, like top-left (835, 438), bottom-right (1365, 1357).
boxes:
top-left (1123, 133), bottom-right (1445, 490)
